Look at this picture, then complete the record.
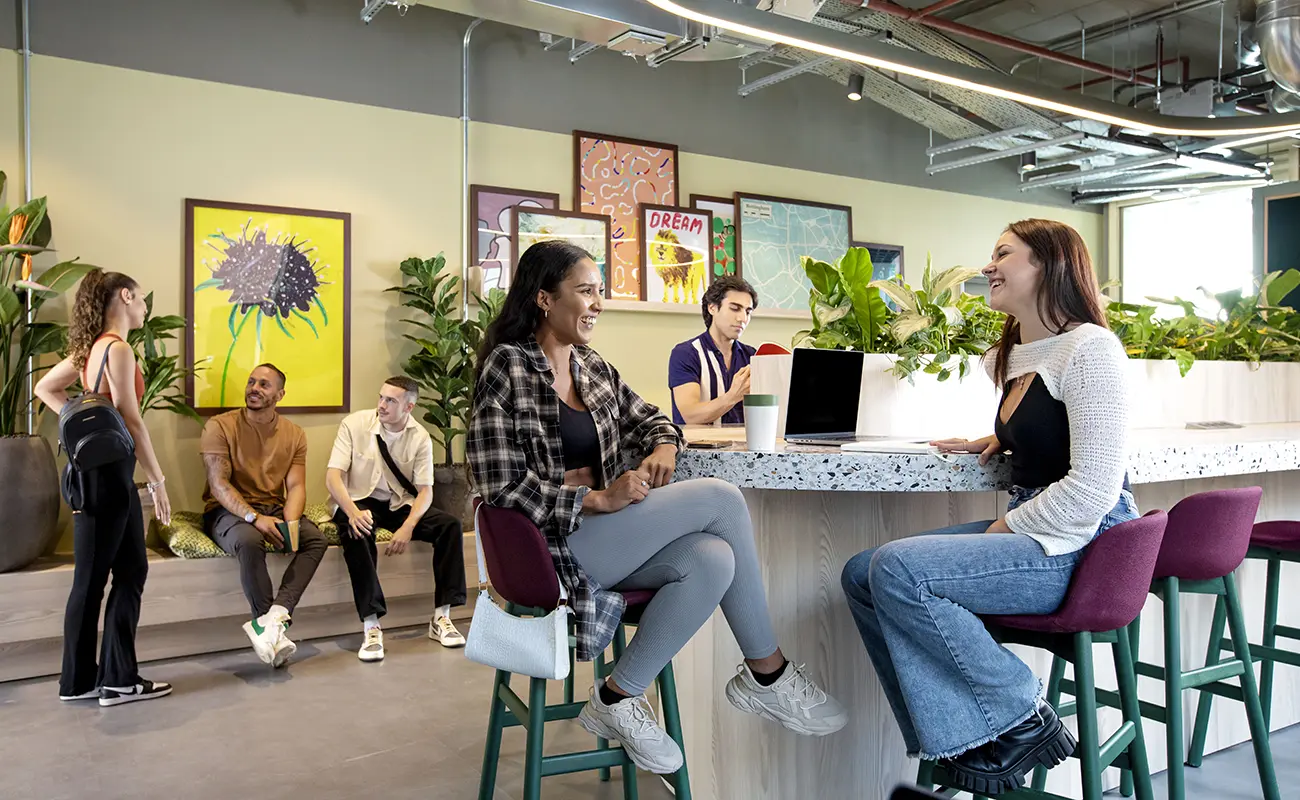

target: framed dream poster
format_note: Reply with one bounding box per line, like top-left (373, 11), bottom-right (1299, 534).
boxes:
top-left (691, 194), bottom-right (738, 280)
top-left (735, 193), bottom-right (853, 311)
top-left (852, 241), bottom-right (904, 282)
top-left (470, 185), bottom-right (560, 292)
top-left (639, 204), bottom-right (713, 305)
top-left (185, 199), bottom-right (350, 414)
top-left (574, 131), bottom-right (679, 300)
top-left (512, 208), bottom-right (612, 295)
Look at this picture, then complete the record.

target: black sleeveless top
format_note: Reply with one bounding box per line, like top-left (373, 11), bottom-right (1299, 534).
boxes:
top-left (557, 401), bottom-right (601, 472)
top-left (993, 375), bottom-right (1071, 490)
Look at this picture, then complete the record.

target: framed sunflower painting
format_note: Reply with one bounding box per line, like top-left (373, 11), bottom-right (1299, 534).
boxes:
top-left (184, 199), bottom-right (350, 414)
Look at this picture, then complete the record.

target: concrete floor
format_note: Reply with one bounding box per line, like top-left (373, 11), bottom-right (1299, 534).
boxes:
top-left (0, 625), bottom-right (1295, 800)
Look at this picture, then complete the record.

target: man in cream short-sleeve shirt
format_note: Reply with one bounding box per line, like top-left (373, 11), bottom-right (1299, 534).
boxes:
top-left (325, 376), bottom-right (467, 661)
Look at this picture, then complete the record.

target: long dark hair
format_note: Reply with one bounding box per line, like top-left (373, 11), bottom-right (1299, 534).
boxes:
top-left (991, 219), bottom-right (1108, 386)
top-left (68, 268), bottom-right (139, 370)
top-left (475, 240), bottom-right (594, 386)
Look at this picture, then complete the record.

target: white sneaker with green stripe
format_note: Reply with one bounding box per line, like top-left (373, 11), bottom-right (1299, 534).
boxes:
top-left (242, 610), bottom-right (292, 665)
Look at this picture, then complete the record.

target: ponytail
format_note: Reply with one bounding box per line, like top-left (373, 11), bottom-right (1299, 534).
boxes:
top-left (67, 269), bottom-right (138, 369)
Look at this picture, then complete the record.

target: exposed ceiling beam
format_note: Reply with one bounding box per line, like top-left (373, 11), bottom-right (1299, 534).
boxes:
top-left (738, 55), bottom-right (835, 96)
top-left (926, 132), bottom-right (1086, 174)
top-left (1021, 154), bottom-right (1180, 190)
top-left (925, 124), bottom-right (1041, 157)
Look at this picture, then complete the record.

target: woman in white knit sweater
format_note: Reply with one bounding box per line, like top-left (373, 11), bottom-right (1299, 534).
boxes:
top-left (841, 219), bottom-right (1136, 795)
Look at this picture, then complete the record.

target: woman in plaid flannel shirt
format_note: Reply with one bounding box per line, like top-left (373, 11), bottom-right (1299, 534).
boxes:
top-left (468, 240), bottom-right (846, 775)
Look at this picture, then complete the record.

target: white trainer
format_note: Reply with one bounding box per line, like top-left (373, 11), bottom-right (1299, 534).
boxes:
top-left (242, 617), bottom-right (278, 664)
top-left (577, 687), bottom-right (684, 775)
top-left (358, 627), bottom-right (385, 662)
top-left (428, 614), bottom-right (465, 648)
top-left (725, 662), bottom-right (848, 736)
top-left (99, 679), bottom-right (172, 707)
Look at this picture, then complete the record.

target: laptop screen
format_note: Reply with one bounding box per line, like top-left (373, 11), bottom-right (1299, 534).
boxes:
top-left (784, 349), bottom-right (865, 436)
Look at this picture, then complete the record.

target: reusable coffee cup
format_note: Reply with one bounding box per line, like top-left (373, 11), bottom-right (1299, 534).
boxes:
top-left (743, 394), bottom-right (780, 452)
top-left (275, 519), bottom-right (301, 553)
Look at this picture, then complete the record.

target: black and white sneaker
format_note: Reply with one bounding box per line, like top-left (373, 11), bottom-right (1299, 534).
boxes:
top-left (58, 688), bottom-right (100, 702)
top-left (98, 679), bottom-right (172, 707)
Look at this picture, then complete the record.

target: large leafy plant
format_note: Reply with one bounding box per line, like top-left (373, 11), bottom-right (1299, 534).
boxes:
top-left (388, 254), bottom-right (504, 466)
top-left (127, 292), bottom-right (202, 423)
top-left (793, 248), bottom-right (889, 353)
top-left (0, 171), bottom-right (96, 436)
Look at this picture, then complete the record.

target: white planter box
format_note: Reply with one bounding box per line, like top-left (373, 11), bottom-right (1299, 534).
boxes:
top-left (751, 352), bottom-right (1300, 440)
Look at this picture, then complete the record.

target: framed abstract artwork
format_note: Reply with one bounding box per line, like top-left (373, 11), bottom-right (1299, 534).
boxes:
top-left (735, 193), bottom-right (853, 311)
top-left (852, 241), bottom-right (905, 282)
top-left (691, 194), bottom-right (739, 280)
top-left (184, 199), bottom-right (350, 414)
top-left (469, 185), bottom-right (560, 292)
top-left (639, 204), bottom-right (713, 305)
top-left (574, 131), bottom-right (679, 300)
top-left (512, 208), bottom-right (612, 295)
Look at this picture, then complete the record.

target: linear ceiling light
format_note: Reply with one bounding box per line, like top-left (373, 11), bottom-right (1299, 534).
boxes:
top-left (642, 0), bottom-right (1300, 138)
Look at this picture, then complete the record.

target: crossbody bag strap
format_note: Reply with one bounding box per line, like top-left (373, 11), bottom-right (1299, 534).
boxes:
top-left (374, 433), bottom-right (420, 497)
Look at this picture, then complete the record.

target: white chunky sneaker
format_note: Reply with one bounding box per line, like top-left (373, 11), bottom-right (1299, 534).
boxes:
top-left (725, 662), bottom-right (848, 736)
top-left (428, 614), bottom-right (465, 648)
top-left (99, 679), bottom-right (172, 707)
top-left (242, 617), bottom-right (278, 664)
top-left (358, 627), bottom-right (385, 662)
top-left (577, 687), bottom-right (684, 775)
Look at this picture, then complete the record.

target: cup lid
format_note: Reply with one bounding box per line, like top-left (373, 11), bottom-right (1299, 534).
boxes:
top-left (743, 393), bottom-right (778, 407)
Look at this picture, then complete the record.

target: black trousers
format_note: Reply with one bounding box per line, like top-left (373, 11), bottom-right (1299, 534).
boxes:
top-left (60, 458), bottom-right (146, 695)
top-left (332, 497), bottom-right (467, 621)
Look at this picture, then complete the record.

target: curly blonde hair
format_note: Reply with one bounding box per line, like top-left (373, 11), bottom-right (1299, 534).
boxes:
top-left (68, 269), bottom-right (138, 370)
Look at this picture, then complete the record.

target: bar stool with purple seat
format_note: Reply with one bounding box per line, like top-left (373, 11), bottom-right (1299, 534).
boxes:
top-left (1052, 488), bottom-right (1279, 800)
top-left (473, 503), bottom-right (691, 800)
top-left (917, 510), bottom-right (1167, 800)
top-left (1188, 519), bottom-right (1300, 766)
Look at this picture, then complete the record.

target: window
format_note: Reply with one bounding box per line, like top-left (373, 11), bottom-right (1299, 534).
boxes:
top-left (1120, 188), bottom-right (1254, 316)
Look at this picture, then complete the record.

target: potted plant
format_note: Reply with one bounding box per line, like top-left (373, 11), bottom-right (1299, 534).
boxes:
top-left (0, 171), bottom-right (96, 572)
top-left (387, 254), bottom-right (504, 531)
top-left (125, 292), bottom-right (201, 540)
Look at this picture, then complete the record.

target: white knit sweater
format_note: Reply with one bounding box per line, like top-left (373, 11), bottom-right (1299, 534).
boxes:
top-left (982, 323), bottom-right (1131, 556)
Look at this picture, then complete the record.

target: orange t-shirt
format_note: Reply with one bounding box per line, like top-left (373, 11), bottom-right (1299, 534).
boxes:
top-left (199, 409), bottom-right (308, 514)
top-left (83, 333), bottom-right (145, 406)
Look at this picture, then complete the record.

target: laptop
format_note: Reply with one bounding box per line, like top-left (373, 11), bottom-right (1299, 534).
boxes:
top-left (783, 348), bottom-right (889, 446)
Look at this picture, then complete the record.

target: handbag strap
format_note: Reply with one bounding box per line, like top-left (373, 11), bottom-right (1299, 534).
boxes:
top-left (473, 504), bottom-right (567, 603)
top-left (375, 433), bottom-right (420, 497)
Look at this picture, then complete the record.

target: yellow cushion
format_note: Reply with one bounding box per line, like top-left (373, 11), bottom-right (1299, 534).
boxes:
top-left (156, 503), bottom-right (392, 558)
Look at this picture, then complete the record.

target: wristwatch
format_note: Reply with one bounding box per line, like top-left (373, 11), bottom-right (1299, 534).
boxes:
top-left (243, 511), bottom-right (257, 524)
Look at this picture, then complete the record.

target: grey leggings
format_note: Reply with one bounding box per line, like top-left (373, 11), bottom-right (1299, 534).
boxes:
top-left (567, 478), bottom-right (778, 695)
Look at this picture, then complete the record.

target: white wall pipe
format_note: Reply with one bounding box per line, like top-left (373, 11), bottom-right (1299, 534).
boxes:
top-left (461, 17), bottom-right (483, 322)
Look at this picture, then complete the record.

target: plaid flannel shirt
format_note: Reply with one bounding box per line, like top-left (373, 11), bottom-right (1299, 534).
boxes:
top-left (467, 337), bottom-right (684, 662)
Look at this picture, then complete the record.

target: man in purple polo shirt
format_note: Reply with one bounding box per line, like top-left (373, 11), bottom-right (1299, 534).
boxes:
top-left (669, 276), bottom-right (759, 426)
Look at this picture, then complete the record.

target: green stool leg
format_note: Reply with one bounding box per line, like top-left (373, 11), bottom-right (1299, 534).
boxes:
top-left (595, 651), bottom-right (611, 782)
top-left (1260, 556), bottom-right (1282, 729)
top-left (477, 668), bottom-right (510, 800)
top-left (1187, 594), bottom-right (1227, 769)
top-left (1223, 573), bottom-right (1281, 800)
top-left (657, 660), bottom-right (693, 800)
top-left (1115, 624), bottom-right (1155, 800)
top-left (522, 676), bottom-right (548, 800)
top-left (564, 646), bottom-right (575, 705)
top-left (1031, 655), bottom-right (1068, 793)
top-left (1074, 631), bottom-right (1103, 800)
top-left (1120, 613), bottom-right (1142, 799)
top-left (609, 626), bottom-right (639, 799)
top-left (1161, 577), bottom-right (1185, 800)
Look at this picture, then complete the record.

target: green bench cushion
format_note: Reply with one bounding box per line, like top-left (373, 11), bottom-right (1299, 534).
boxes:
top-left (156, 503), bottom-right (393, 559)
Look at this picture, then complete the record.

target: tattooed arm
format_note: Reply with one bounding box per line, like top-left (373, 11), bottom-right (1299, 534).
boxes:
top-left (202, 452), bottom-right (255, 520)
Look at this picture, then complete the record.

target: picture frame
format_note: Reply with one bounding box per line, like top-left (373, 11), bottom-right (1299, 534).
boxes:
top-left (639, 203), bottom-right (714, 306)
top-left (184, 198), bottom-right (351, 414)
top-left (574, 130), bottom-right (679, 300)
top-left (691, 194), bottom-right (739, 281)
top-left (469, 184), bottom-right (560, 292)
top-left (734, 192), bottom-right (853, 311)
top-left (512, 207), bottom-right (614, 297)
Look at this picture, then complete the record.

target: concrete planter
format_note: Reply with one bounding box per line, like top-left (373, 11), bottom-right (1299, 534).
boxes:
top-left (433, 463), bottom-right (475, 532)
top-left (0, 436), bottom-right (61, 572)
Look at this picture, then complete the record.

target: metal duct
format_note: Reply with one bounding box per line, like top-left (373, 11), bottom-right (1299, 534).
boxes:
top-left (1259, 0), bottom-right (1300, 94)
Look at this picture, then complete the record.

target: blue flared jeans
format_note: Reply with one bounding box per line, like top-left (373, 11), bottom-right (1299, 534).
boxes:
top-left (840, 487), bottom-right (1137, 760)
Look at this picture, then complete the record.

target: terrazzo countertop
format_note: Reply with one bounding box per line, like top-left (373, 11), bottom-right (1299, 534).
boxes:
top-left (674, 424), bottom-right (1300, 492)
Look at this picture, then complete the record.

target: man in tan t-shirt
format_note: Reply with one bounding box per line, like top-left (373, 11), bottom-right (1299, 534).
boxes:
top-left (200, 363), bottom-right (327, 668)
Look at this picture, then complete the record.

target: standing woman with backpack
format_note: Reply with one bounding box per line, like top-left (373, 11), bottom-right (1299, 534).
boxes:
top-left (35, 269), bottom-right (173, 706)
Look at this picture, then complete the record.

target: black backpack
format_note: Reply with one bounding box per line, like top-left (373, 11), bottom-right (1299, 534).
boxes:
top-left (58, 340), bottom-right (136, 510)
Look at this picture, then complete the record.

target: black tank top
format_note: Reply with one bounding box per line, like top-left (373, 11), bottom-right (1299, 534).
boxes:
top-left (993, 375), bottom-right (1070, 489)
top-left (557, 401), bottom-right (600, 472)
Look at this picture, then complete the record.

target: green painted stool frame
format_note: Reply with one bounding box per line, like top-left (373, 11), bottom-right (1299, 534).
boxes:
top-left (477, 603), bottom-right (692, 800)
top-left (1053, 573), bottom-right (1279, 800)
top-left (918, 625), bottom-right (1153, 800)
top-left (1188, 545), bottom-right (1300, 766)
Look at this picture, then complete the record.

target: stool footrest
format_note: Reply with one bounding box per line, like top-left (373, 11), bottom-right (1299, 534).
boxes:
top-left (1097, 722), bottom-right (1138, 770)
top-left (1061, 679), bottom-right (1166, 723)
top-left (539, 747), bottom-right (633, 777)
top-left (1183, 660), bottom-right (1247, 688)
top-left (1276, 624), bottom-right (1300, 642)
top-left (498, 685), bottom-right (587, 733)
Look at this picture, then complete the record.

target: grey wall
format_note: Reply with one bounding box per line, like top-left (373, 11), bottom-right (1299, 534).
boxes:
top-left (1, 0), bottom-right (1087, 211)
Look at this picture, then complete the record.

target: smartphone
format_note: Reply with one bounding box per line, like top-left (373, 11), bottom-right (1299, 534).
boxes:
top-left (686, 440), bottom-right (730, 450)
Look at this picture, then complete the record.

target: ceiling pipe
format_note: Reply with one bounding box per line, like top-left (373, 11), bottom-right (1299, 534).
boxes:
top-left (1257, 0), bottom-right (1300, 94)
top-left (851, 0), bottom-right (1159, 87)
top-left (1063, 56), bottom-right (1188, 91)
top-left (1016, 0), bottom-right (1223, 68)
top-left (913, 0), bottom-right (972, 18)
